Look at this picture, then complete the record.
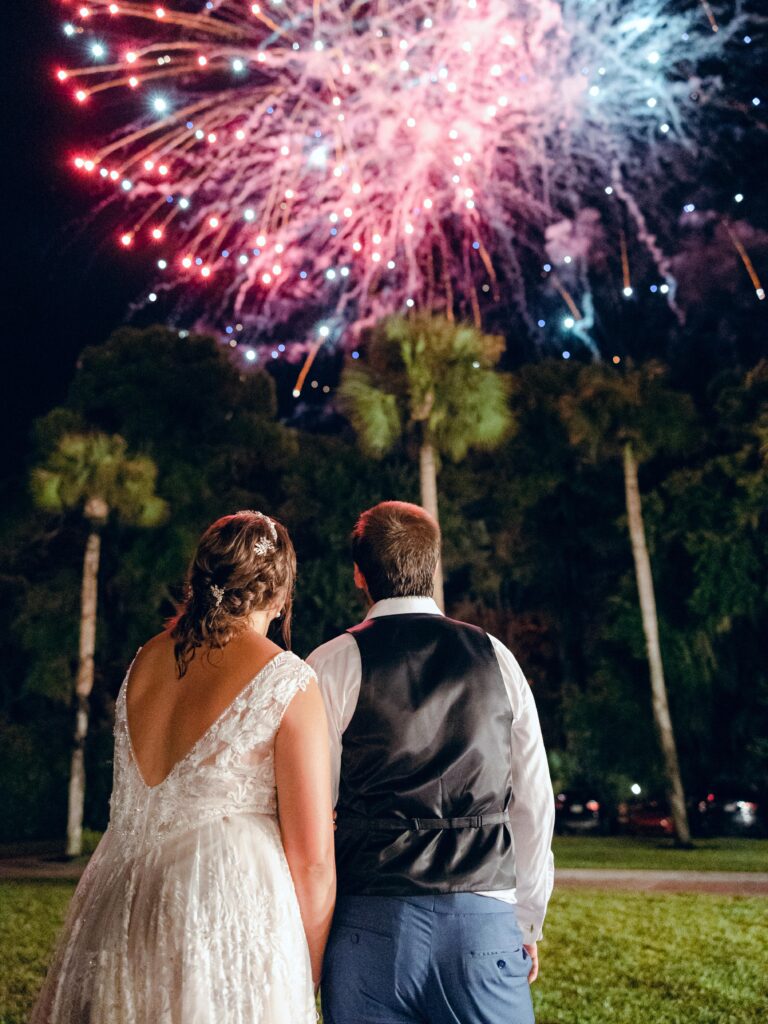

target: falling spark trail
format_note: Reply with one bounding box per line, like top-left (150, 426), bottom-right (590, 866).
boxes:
top-left (699, 0), bottom-right (719, 32)
top-left (620, 230), bottom-right (632, 294)
top-left (724, 221), bottom-right (766, 301)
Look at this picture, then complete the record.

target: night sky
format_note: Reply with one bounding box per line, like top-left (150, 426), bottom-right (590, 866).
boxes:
top-left (5, 0), bottom-right (344, 478)
top-left (6, 4), bottom-right (144, 478)
top-left (4, 2), bottom-right (766, 485)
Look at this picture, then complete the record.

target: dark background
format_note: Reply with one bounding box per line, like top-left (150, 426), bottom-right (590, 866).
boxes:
top-left (5, 2), bottom-right (767, 484)
top-left (1, 2), bottom-right (766, 842)
top-left (5, 2), bottom-right (149, 480)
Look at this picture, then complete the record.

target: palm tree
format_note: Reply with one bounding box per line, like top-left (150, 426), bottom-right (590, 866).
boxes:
top-left (31, 432), bottom-right (168, 856)
top-left (339, 314), bottom-right (512, 609)
top-left (560, 361), bottom-right (695, 846)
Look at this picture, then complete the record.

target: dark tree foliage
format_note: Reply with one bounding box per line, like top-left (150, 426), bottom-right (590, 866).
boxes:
top-left (1, 326), bottom-right (766, 840)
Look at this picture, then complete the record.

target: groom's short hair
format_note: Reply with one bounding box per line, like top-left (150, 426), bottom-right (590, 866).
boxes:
top-left (352, 501), bottom-right (440, 601)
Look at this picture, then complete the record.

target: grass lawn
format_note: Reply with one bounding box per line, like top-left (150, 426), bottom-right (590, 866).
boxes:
top-left (533, 888), bottom-right (767, 1023)
top-left (552, 836), bottom-right (768, 872)
top-left (2, 881), bottom-right (766, 1024)
top-left (0, 881), bottom-right (73, 1024)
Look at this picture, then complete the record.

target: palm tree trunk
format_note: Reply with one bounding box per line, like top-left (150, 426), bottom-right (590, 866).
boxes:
top-left (66, 528), bottom-right (101, 858)
top-left (623, 442), bottom-right (691, 846)
top-left (419, 441), bottom-right (444, 610)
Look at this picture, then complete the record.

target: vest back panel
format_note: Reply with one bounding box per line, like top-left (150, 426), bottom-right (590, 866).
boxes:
top-left (336, 613), bottom-right (516, 896)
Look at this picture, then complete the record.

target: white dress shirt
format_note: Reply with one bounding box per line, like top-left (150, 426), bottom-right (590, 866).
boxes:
top-left (307, 595), bottom-right (555, 942)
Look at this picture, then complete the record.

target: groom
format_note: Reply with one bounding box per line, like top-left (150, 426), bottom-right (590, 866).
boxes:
top-left (308, 501), bottom-right (554, 1024)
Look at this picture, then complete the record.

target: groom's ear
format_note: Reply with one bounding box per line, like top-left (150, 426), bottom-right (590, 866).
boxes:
top-left (353, 563), bottom-right (367, 593)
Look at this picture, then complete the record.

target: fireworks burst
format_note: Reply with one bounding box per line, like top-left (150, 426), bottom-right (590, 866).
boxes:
top-left (58, 0), bottom-right (759, 366)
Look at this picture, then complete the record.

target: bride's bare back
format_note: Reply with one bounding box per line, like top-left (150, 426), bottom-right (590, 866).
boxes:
top-left (126, 629), bottom-right (284, 788)
top-left (32, 636), bottom-right (333, 1024)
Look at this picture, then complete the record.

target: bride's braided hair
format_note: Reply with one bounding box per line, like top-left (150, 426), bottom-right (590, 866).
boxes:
top-left (169, 511), bottom-right (296, 677)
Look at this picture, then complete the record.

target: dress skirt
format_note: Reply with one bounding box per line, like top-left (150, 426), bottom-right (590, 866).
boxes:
top-left (31, 813), bottom-right (316, 1024)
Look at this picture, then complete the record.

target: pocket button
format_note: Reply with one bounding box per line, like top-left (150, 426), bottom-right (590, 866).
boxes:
top-left (497, 959), bottom-right (506, 969)
top-left (351, 933), bottom-right (360, 944)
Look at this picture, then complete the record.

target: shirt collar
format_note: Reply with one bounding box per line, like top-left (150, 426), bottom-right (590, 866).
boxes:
top-left (364, 596), bottom-right (444, 620)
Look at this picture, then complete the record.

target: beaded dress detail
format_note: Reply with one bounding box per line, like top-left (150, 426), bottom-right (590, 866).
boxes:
top-left (31, 649), bottom-right (316, 1024)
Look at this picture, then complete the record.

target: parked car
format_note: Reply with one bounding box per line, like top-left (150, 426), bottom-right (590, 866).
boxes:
top-left (617, 798), bottom-right (675, 837)
top-left (691, 789), bottom-right (765, 837)
top-left (554, 790), bottom-right (608, 835)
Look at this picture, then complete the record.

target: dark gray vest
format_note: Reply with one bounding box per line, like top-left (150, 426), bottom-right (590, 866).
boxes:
top-left (335, 613), bottom-right (516, 896)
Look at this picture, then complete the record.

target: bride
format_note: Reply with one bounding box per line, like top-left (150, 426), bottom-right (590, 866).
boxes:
top-left (32, 510), bottom-right (336, 1023)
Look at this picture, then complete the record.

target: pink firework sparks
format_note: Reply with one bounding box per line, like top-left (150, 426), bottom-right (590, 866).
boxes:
top-left (58, 0), bottom-right (754, 352)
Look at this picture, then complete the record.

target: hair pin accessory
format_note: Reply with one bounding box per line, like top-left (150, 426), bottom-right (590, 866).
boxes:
top-left (238, 509), bottom-right (278, 553)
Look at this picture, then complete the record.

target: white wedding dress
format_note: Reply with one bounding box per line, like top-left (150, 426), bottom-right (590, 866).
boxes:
top-left (32, 649), bottom-right (317, 1024)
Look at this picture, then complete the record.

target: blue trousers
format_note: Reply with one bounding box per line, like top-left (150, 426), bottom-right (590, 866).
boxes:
top-left (322, 893), bottom-right (535, 1024)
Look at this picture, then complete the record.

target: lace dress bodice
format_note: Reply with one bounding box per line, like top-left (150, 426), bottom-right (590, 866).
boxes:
top-left (31, 648), bottom-right (318, 1024)
top-left (111, 649), bottom-right (312, 857)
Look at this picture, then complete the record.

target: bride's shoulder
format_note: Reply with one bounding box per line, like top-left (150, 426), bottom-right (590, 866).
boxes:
top-left (233, 629), bottom-right (283, 661)
top-left (126, 631), bottom-right (172, 676)
top-left (268, 650), bottom-right (316, 695)
top-left (133, 630), bottom-right (172, 660)
top-left (275, 648), bottom-right (315, 677)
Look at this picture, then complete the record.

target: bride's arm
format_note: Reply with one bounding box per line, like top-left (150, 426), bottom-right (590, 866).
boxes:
top-left (275, 678), bottom-right (337, 990)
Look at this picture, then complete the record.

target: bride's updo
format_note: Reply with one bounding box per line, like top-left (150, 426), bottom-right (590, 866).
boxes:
top-left (169, 510), bottom-right (297, 677)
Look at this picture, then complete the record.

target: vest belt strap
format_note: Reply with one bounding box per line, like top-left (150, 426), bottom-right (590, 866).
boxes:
top-left (338, 811), bottom-right (510, 831)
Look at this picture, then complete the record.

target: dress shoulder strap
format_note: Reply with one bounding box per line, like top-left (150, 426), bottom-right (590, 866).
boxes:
top-left (257, 651), bottom-right (315, 728)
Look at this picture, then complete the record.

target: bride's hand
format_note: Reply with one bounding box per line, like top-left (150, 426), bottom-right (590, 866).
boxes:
top-left (523, 942), bottom-right (538, 983)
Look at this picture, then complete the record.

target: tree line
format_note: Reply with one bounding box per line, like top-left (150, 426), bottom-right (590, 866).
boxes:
top-left (1, 324), bottom-right (766, 849)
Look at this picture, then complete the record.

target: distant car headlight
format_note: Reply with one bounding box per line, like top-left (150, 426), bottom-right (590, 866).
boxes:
top-left (735, 801), bottom-right (757, 822)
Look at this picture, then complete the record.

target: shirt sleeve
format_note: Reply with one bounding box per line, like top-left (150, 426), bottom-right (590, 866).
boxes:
top-left (488, 634), bottom-right (555, 942)
top-left (306, 634), bottom-right (362, 807)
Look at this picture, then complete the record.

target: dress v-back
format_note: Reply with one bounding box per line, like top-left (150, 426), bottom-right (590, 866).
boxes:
top-left (32, 648), bottom-right (317, 1024)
